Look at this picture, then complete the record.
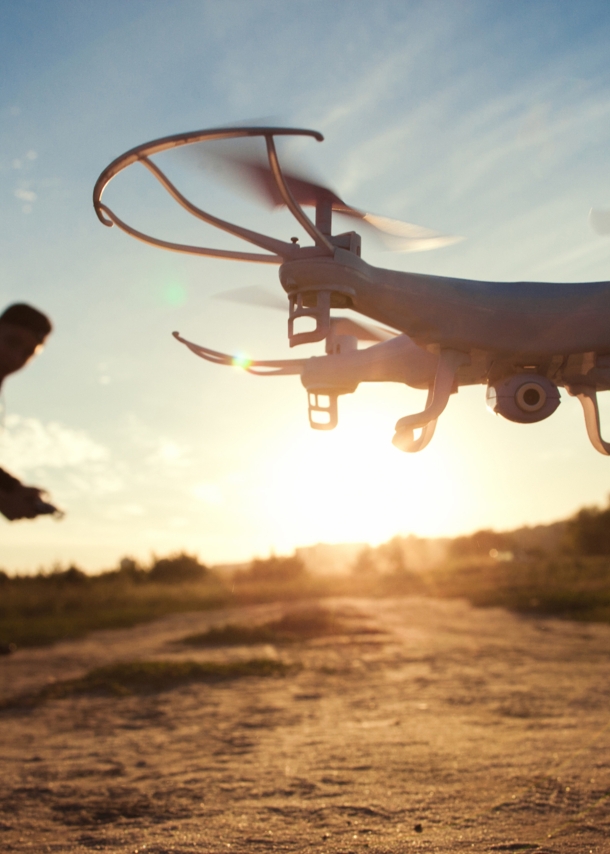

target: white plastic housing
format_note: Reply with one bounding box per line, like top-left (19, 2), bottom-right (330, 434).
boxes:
top-left (301, 334), bottom-right (437, 393)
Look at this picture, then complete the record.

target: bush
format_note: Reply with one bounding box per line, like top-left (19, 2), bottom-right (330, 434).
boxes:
top-left (53, 565), bottom-right (90, 585)
top-left (563, 499), bottom-right (610, 555)
top-left (449, 529), bottom-right (514, 559)
top-left (148, 552), bottom-right (208, 583)
top-left (352, 546), bottom-right (379, 578)
top-left (115, 557), bottom-right (148, 583)
top-left (237, 554), bottom-right (308, 583)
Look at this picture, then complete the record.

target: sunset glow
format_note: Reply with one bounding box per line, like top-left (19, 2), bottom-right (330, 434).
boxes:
top-left (1, 2), bottom-right (610, 571)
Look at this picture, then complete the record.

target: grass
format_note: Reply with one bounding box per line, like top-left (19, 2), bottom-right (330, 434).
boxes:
top-left (426, 556), bottom-right (610, 622)
top-left (180, 604), bottom-right (382, 647)
top-left (1, 658), bottom-right (291, 709)
top-left (0, 575), bottom-right (229, 649)
top-left (3, 551), bottom-right (610, 653)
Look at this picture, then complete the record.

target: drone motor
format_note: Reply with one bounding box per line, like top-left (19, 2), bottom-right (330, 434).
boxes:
top-left (486, 374), bottom-right (560, 424)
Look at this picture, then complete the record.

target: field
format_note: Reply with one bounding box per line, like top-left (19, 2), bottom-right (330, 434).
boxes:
top-left (1, 596), bottom-right (609, 853)
top-left (2, 551), bottom-right (610, 652)
top-left (1, 550), bottom-right (610, 852)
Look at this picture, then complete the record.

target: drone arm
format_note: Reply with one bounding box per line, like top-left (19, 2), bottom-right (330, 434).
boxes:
top-left (566, 384), bottom-right (610, 456)
top-left (392, 348), bottom-right (470, 452)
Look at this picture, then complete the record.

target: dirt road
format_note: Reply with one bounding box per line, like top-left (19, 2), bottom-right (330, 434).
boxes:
top-left (1, 597), bottom-right (609, 853)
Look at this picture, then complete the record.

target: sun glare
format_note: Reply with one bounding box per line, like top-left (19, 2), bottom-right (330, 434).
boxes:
top-left (231, 352), bottom-right (253, 370)
top-left (249, 394), bottom-right (470, 553)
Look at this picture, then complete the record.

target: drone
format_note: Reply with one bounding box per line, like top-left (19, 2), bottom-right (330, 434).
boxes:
top-left (94, 126), bottom-right (610, 455)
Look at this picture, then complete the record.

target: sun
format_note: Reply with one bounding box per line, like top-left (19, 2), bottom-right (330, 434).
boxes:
top-left (251, 385), bottom-right (469, 553)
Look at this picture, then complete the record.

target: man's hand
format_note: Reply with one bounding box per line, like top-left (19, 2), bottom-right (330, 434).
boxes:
top-left (0, 484), bottom-right (43, 520)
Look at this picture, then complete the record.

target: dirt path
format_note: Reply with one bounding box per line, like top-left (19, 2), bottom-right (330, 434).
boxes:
top-left (1, 596), bottom-right (609, 853)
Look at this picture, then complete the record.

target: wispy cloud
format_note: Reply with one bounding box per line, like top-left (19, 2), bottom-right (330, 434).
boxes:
top-left (122, 415), bottom-right (191, 469)
top-left (3, 1), bottom-right (610, 571)
top-left (0, 415), bottom-right (123, 496)
top-left (14, 188), bottom-right (36, 202)
top-left (1, 414), bottom-right (109, 471)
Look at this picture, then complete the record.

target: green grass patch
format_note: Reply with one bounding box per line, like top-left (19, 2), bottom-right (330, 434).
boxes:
top-left (181, 605), bottom-right (381, 647)
top-left (1, 658), bottom-right (291, 709)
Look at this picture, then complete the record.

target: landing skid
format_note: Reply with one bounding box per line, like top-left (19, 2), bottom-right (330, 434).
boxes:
top-left (392, 349), bottom-right (470, 453)
top-left (566, 384), bottom-right (610, 456)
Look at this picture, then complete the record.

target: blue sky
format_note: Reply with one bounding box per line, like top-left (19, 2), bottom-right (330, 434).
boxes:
top-left (1, 1), bottom-right (610, 571)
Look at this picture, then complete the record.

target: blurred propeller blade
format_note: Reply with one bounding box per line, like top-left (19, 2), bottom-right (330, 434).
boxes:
top-left (218, 154), bottom-right (345, 212)
top-left (182, 137), bottom-right (342, 210)
top-left (183, 139), bottom-right (462, 252)
top-left (214, 285), bottom-right (287, 311)
top-left (589, 208), bottom-right (610, 235)
top-left (359, 213), bottom-right (464, 252)
top-left (330, 317), bottom-right (398, 342)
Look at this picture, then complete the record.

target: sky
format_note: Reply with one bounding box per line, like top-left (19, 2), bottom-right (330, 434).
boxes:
top-left (1, 0), bottom-right (610, 572)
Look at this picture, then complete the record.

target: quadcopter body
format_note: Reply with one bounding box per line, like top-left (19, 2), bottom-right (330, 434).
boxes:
top-left (93, 126), bottom-right (610, 455)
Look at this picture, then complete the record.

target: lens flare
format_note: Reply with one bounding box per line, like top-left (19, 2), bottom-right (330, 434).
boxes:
top-left (162, 281), bottom-right (187, 307)
top-left (232, 352), bottom-right (252, 370)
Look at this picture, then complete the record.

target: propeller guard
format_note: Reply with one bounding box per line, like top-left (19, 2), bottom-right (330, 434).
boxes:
top-left (172, 331), bottom-right (346, 430)
top-left (94, 126), bottom-right (371, 349)
top-left (173, 329), bottom-right (451, 447)
top-left (93, 126), bottom-right (337, 266)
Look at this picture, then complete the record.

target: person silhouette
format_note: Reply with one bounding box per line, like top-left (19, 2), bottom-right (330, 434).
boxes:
top-left (0, 303), bottom-right (54, 520)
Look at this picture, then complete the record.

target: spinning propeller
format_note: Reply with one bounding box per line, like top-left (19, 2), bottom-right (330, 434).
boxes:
top-left (186, 138), bottom-right (462, 252)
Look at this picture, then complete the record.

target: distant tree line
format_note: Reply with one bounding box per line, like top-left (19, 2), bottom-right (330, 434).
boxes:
top-left (448, 530), bottom-right (515, 560)
top-left (563, 498), bottom-right (610, 555)
top-left (0, 551), bottom-right (309, 588)
top-left (233, 554), bottom-right (308, 583)
top-left (3, 495), bottom-right (610, 592)
top-left (348, 497), bottom-right (610, 575)
top-left (0, 552), bottom-right (210, 587)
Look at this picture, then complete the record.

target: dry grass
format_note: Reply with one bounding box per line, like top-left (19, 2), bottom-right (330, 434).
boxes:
top-left (0, 574), bottom-right (229, 649)
top-left (180, 604), bottom-right (382, 647)
top-left (426, 556), bottom-right (610, 621)
top-left (3, 550), bottom-right (610, 654)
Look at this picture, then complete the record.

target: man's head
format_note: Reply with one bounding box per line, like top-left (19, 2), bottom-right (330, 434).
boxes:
top-left (0, 303), bottom-right (52, 379)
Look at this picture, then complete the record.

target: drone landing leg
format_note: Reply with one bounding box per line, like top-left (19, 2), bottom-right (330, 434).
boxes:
top-left (393, 392), bottom-right (438, 452)
top-left (566, 384), bottom-right (610, 456)
top-left (392, 349), bottom-right (469, 453)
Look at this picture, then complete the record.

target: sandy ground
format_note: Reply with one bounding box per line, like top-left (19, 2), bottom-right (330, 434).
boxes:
top-left (0, 596), bottom-right (609, 854)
